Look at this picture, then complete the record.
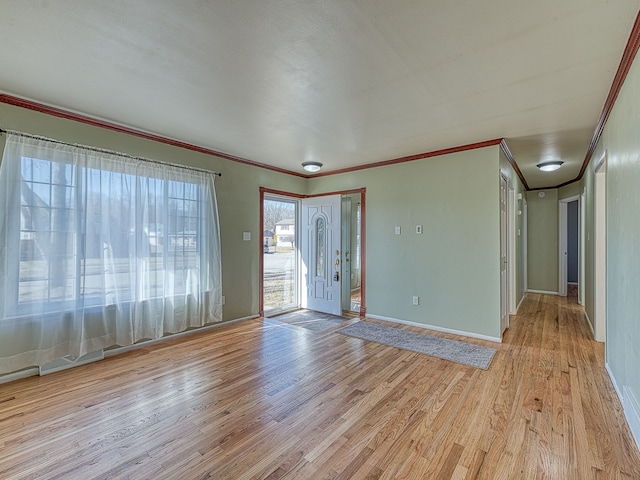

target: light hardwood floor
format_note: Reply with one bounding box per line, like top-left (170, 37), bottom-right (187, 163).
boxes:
top-left (1, 293), bottom-right (639, 479)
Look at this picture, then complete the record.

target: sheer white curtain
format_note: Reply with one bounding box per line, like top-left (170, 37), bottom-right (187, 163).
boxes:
top-left (0, 133), bottom-right (222, 374)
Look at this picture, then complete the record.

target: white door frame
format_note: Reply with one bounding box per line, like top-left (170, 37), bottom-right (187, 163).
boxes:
top-left (579, 189), bottom-right (586, 306)
top-left (523, 198), bottom-right (528, 293)
top-left (558, 194), bottom-right (581, 297)
top-left (500, 175), bottom-right (509, 333)
top-left (594, 153), bottom-right (607, 342)
top-left (508, 187), bottom-right (517, 314)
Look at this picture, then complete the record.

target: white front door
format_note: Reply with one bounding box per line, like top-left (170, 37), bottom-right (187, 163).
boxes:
top-left (301, 195), bottom-right (341, 316)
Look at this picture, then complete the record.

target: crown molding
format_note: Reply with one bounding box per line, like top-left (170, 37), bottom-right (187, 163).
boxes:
top-left (0, 93), bottom-right (306, 178)
top-left (578, 9), bottom-right (640, 180)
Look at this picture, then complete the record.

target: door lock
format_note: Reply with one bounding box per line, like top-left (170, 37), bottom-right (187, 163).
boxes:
top-left (334, 272), bottom-right (340, 281)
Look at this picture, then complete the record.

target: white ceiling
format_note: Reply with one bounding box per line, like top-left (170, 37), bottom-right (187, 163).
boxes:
top-left (1, 1), bottom-right (639, 189)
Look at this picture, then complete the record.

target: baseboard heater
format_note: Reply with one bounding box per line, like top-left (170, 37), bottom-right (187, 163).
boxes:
top-left (38, 349), bottom-right (105, 376)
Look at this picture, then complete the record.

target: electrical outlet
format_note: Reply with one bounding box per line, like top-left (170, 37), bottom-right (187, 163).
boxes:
top-left (243, 232), bottom-right (251, 241)
top-left (412, 296), bottom-right (419, 306)
top-left (395, 226), bottom-right (401, 235)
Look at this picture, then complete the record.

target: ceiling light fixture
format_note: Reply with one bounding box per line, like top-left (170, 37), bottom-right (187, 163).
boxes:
top-left (302, 161), bottom-right (323, 173)
top-left (536, 161), bottom-right (564, 172)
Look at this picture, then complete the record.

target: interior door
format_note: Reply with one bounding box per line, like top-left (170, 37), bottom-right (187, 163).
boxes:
top-left (301, 195), bottom-right (341, 316)
top-left (500, 175), bottom-right (509, 333)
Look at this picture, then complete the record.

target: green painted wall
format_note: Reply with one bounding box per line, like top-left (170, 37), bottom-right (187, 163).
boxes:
top-left (526, 189), bottom-right (558, 292)
top-left (0, 103), bottom-right (307, 324)
top-left (558, 180), bottom-right (583, 200)
top-left (308, 146), bottom-right (503, 339)
top-left (588, 48), bottom-right (640, 409)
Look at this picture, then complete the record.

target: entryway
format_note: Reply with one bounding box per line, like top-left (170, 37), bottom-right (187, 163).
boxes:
top-left (260, 188), bottom-right (365, 318)
top-left (558, 194), bottom-right (583, 304)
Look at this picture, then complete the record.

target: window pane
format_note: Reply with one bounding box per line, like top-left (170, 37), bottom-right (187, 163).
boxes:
top-left (316, 217), bottom-right (325, 278)
top-left (12, 154), bottom-right (211, 309)
top-left (31, 158), bottom-right (51, 183)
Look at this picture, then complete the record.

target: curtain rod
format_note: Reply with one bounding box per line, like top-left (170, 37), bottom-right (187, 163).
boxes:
top-left (0, 128), bottom-right (222, 177)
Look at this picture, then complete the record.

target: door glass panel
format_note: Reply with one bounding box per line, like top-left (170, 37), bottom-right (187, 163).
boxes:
top-left (263, 196), bottom-right (298, 312)
top-left (316, 216), bottom-right (325, 277)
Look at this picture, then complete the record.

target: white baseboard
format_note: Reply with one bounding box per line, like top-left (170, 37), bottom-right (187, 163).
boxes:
top-left (517, 295), bottom-right (525, 311)
top-left (0, 367), bottom-right (38, 385)
top-left (526, 289), bottom-right (559, 295)
top-left (583, 310), bottom-right (595, 340)
top-left (366, 313), bottom-right (502, 343)
top-left (607, 363), bottom-right (622, 398)
top-left (623, 386), bottom-right (640, 451)
top-left (39, 349), bottom-right (105, 376)
top-left (606, 364), bottom-right (640, 452)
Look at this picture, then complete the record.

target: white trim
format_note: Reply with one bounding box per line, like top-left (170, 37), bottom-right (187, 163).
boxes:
top-left (508, 187), bottom-right (517, 314)
top-left (526, 289), bottom-right (559, 295)
top-left (622, 386), bottom-right (640, 451)
top-left (567, 282), bottom-right (578, 286)
top-left (594, 164), bottom-right (607, 343)
top-left (558, 194), bottom-right (581, 298)
top-left (558, 200), bottom-right (567, 296)
top-left (579, 189), bottom-right (586, 306)
top-left (584, 309), bottom-right (595, 340)
top-left (607, 363), bottom-right (623, 399)
top-left (0, 367), bottom-right (38, 385)
top-left (517, 294), bottom-right (526, 311)
top-left (606, 364), bottom-right (640, 451)
top-left (523, 200), bottom-right (528, 292)
top-left (39, 349), bottom-right (104, 376)
top-left (366, 313), bottom-right (502, 343)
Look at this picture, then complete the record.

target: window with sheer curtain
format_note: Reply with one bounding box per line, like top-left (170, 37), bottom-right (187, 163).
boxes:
top-left (0, 133), bottom-right (222, 375)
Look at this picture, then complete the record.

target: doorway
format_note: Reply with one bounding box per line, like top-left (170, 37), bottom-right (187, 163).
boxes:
top-left (500, 175), bottom-right (509, 333)
top-left (259, 187), bottom-right (366, 318)
top-left (262, 193), bottom-right (299, 315)
top-left (341, 193), bottom-right (362, 314)
top-left (559, 195), bottom-right (581, 299)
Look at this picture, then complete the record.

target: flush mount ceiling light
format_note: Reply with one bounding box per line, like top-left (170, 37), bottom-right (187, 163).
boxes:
top-left (536, 161), bottom-right (564, 172)
top-left (302, 161), bottom-right (323, 173)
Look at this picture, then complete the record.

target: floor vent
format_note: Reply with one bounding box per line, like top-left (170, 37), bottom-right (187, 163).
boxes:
top-left (38, 350), bottom-right (105, 376)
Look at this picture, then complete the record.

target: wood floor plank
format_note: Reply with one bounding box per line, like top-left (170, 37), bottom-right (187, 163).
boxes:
top-left (1, 293), bottom-right (639, 479)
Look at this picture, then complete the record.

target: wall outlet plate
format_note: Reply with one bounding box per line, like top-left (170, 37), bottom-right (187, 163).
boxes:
top-left (243, 232), bottom-right (251, 241)
top-left (412, 296), bottom-right (419, 306)
top-left (395, 226), bottom-right (401, 235)
top-left (416, 225), bottom-right (423, 234)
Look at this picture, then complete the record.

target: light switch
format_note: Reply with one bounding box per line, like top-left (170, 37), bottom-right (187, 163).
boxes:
top-left (416, 225), bottom-right (423, 234)
top-left (243, 232), bottom-right (251, 241)
top-left (395, 226), bottom-right (401, 235)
